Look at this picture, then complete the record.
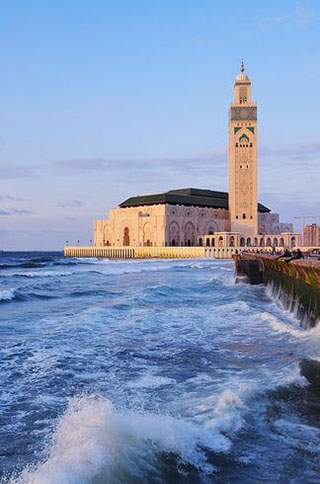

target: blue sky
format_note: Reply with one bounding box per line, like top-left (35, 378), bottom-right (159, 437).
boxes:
top-left (1, 0), bottom-right (320, 250)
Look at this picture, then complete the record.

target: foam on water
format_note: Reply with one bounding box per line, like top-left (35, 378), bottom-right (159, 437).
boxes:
top-left (12, 394), bottom-right (236, 484)
top-left (0, 288), bottom-right (16, 301)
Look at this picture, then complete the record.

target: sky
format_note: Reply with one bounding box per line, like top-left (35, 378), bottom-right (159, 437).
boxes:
top-left (1, 0), bottom-right (320, 250)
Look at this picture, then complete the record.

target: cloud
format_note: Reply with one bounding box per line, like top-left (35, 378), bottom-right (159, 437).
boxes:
top-left (57, 199), bottom-right (84, 208)
top-left (261, 139), bottom-right (320, 165)
top-left (257, 8), bottom-right (316, 30)
top-left (0, 194), bottom-right (32, 202)
top-left (1, 164), bottom-right (39, 179)
top-left (55, 148), bottom-right (227, 173)
top-left (0, 208), bottom-right (34, 216)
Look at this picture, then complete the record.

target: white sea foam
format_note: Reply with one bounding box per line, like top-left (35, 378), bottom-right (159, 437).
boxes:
top-left (260, 312), bottom-right (307, 338)
top-left (0, 288), bottom-right (16, 301)
top-left (13, 394), bottom-right (234, 484)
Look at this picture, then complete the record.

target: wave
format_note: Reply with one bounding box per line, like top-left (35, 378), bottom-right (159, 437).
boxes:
top-left (12, 392), bottom-right (241, 484)
top-left (0, 288), bottom-right (16, 301)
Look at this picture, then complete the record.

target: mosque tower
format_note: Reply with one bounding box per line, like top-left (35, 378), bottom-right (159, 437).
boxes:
top-left (228, 62), bottom-right (258, 235)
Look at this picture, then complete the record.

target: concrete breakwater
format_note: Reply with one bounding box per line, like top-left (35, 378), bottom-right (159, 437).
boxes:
top-left (64, 245), bottom-right (275, 259)
top-left (233, 253), bottom-right (320, 328)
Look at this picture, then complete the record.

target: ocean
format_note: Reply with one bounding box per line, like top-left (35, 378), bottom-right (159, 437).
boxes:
top-left (1, 251), bottom-right (320, 483)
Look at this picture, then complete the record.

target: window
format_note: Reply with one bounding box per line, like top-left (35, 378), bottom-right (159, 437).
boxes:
top-left (250, 143), bottom-right (253, 147)
top-left (236, 143), bottom-right (238, 147)
top-left (243, 213), bottom-right (246, 219)
top-left (236, 216), bottom-right (238, 219)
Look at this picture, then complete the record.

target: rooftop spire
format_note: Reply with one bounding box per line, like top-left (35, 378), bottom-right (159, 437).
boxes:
top-left (240, 60), bottom-right (244, 73)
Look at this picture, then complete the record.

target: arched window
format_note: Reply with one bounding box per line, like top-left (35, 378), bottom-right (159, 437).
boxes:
top-left (198, 238), bottom-right (203, 246)
top-left (243, 213), bottom-right (246, 219)
top-left (280, 238), bottom-right (285, 247)
top-left (206, 238), bottom-right (210, 247)
top-left (218, 236), bottom-right (224, 247)
top-left (171, 239), bottom-right (176, 246)
top-left (246, 238), bottom-right (251, 247)
top-left (240, 237), bottom-right (245, 247)
top-left (273, 238), bottom-right (278, 247)
top-left (254, 237), bottom-right (258, 247)
top-left (260, 238), bottom-right (264, 247)
top-left (211, 238), bottom-right (215, 247)
top-left (230, 236), bottom-right (235, 247)
top-left (266, 237), bottom-right (272, 247)
top-left (291, 237), bottom-right (296, 248)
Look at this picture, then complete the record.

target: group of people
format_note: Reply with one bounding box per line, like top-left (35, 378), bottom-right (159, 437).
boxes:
top-left (276, 248), bottom-right (304, 263)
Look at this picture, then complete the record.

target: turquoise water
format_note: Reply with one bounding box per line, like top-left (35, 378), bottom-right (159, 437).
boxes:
top-left (1, 252), bottom-right (320, 483)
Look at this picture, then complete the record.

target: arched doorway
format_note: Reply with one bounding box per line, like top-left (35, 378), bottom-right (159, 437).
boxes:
top-left (184, 222), bottom-right (195, 247)
top-left (123, 227), bottom-right (130, 246)
top-left (169, 221), bottom-right (180, 246)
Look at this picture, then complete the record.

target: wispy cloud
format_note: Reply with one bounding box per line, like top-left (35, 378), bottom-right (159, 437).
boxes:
top-left (57, 199), bottom-right (84, 208)
top-left (0, 208), bottom-right (34, 216)
top-left (0, 194), bottom-right (32, 202)
top-left (257, 8), bottom-right (316, 30)
top-left (2, 164), bottom-right (39, 179)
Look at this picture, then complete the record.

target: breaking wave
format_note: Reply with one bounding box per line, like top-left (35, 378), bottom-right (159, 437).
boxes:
top-left (11, 392), bottom-right (243, 484)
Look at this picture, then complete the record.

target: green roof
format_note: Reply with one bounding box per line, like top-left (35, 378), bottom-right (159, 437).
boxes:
top-left (119, 188), bottom-right (270, 213)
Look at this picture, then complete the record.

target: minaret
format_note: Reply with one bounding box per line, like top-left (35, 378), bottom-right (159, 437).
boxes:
top-left (229, 62), bottom-right (258, 235)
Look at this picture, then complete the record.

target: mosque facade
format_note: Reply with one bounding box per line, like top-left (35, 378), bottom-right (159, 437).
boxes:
top-left (94, 65), bottom-right (300, 249)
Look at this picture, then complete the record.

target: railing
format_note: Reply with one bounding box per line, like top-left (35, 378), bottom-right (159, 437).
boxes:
top-left (64, 245), bottom-right (282, 259)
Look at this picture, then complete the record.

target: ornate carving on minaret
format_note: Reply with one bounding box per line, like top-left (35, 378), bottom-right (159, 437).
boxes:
top-left (228, 63), bottom-right (258, 235)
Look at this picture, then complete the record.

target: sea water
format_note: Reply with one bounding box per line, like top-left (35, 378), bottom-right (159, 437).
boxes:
top-left (1, 252), bottom-right (320, 483)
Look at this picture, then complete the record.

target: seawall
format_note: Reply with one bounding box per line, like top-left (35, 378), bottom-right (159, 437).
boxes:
top-left (233, 253), bottom-right (320, 328)
top-left (64, 245), bottom-right (275, 259)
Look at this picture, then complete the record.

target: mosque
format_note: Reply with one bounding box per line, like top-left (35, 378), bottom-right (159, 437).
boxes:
top-left (94, 64), bottom-right (300, 249)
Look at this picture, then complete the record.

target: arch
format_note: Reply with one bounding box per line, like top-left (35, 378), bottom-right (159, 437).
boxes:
top-left (123, 227), bottom-right (130, 246)
top-left (273, 237), bottom-right (278, 247)
top-left (218, 236), bottom-right (224, 247)
top-left (169, 221), bottom-right (180, 246)
top-left (211, 238), bottom-right (215, 247)
top-left (239, 133), bottom-right (249, 143)
top-left (229, 235), bottom-right (235, 247)
top-left (198, 238), bottom-right (203, 246)
top-left (206, 238), bottom-right (210, 247)
top-left (291, 236), bottom-right (296, 248)
top-left (266, 237), bottom-right (272, 247)
top-left (260, 237), bottom-right (265, 247)
top-left (184, 222), bottom-right (195, 246)
top-left (103, 224), bottom-right (112, 247)
top-left (143, 221), bottom-right (154, 247)
top-left (246, 237), bottom-right (251, 247)
top-left (273, 226), bottom-right (281, 235)
top-left (240, 237), bottom-right (245, 247)
top-left (283, 226), bottom-right (291, 233)
top-left (254, 237), bottom-right (258, 247)
top-left (280, 237), bottom-right (285, 247)
top-left (204, 220), bottom-right (218, 235)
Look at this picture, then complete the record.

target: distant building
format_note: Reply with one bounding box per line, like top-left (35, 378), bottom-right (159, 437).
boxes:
top-left (94, 64), bottom-right (300, 249)
top-left (304, 224), bottom-right (320, 247)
